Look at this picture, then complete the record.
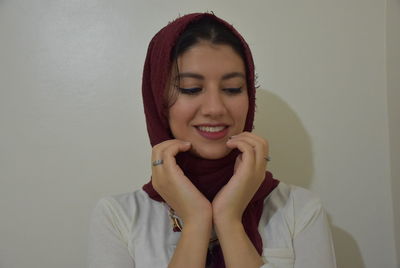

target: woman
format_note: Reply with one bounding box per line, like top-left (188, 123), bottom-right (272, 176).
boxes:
top-left (88, 13), bottom-right (336, 268)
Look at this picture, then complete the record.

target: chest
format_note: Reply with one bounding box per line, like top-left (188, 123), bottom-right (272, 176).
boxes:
top-left (127, 203), bottom-right (295, 267)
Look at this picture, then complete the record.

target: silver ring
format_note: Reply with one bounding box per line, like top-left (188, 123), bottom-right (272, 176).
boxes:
top-left (264, 156), bottom-right (271, 162)
top-left (152, 159), bottom-right (164, 166)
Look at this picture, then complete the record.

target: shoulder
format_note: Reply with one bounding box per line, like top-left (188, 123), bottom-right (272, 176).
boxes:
top-left (262, 182), bottom-right (326, 237)
top-left (266, 182), bottom-right (321, 204)
top-left (90, 189), bottom-right (164, 236)
top-left (94, 189), bottom-right (153, 212)
top-left (265, 182), bottom-right (323, 213)
top-left (260, 183), bottom-right (336, 267)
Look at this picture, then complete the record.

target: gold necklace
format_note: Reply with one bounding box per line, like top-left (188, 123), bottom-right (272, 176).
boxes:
top-left (168, 207), bottom-right (218, 243)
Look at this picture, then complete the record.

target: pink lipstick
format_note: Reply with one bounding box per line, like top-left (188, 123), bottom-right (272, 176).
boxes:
top-left (195, 125), bottom-right (229, 140)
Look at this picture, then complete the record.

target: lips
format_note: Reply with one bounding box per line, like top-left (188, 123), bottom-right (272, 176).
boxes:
top-left (197, 126), bottom-right (226, 132)
top-left (195, 124), bottom-right (229, 140)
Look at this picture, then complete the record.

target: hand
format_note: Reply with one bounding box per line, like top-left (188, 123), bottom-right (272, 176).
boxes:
top-left (212, 132), bottom-right (269, 225)
top-left (151, 140), bottom-right (212, 225)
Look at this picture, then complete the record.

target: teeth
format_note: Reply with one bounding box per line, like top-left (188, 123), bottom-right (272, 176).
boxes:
top-left (198, 126), bottom-right (225, 132)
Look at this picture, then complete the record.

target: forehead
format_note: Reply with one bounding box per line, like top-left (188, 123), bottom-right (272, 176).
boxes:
top-left (176, 42), bottom-right (246, 75)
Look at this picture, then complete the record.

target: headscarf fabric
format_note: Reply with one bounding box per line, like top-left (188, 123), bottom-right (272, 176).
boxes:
top-left (141, 12), bottom-right (279, 267)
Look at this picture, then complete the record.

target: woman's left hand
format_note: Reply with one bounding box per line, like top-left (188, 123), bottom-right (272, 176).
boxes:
top-left (212, 132), bottom-right (269, 225)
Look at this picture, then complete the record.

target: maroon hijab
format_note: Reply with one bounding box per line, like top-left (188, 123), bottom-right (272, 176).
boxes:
top-left (141, 13), bottom-right (279, 267)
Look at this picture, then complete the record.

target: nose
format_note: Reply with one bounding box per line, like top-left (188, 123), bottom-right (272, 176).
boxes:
top-left (200, 87), bottom-right (227, 118)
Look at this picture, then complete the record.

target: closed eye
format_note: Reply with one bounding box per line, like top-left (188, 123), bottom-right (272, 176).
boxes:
top-left (178, 87), bottom-right (202, 95)
top-left (223, 87), bottom-right (243, 95)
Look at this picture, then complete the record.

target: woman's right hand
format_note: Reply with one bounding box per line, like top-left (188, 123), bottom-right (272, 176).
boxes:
top-left (151, 140), bottom-right (212, 225)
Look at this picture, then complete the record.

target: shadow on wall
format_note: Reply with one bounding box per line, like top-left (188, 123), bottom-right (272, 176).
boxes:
top-left (254, 89), bottom-right (365, 268)
top-left (254, 89), bottom-right (313, 188)
top-left (328, 214), bottom-right (366, 268)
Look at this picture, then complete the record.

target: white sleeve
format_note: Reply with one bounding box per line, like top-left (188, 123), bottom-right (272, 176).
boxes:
top-left (259, 262), bottom-right (278, 268)
top-left (259, 185), bottom-right (337, 268)
top-left (292, 197), bottom-right (337, 268)
top-left (87, 198), bottom-right (135, 268)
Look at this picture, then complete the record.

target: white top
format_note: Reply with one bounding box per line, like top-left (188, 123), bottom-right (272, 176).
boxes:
top-left (88, 182), bottom-right (337, 268)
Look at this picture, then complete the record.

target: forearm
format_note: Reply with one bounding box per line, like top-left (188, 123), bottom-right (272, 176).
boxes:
top-left (168, 219), bottom-right (212, 268)
top-left (215, 220), bottom-right (264, 268)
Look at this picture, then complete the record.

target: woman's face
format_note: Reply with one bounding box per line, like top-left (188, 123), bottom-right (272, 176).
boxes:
top-left (168, 41), bottom-right (249, 159)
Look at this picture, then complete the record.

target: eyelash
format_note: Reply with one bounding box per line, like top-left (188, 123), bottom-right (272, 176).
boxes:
top-left (178, 87), bottom-right (202, 95)
top-left (223, 87), bottom-right (243, 94)
top-left (177, 87), bottom-right (243, 95)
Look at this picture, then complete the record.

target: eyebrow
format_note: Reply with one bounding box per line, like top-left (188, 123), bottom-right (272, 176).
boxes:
top-left (177, 72), bottom-right (245, 80)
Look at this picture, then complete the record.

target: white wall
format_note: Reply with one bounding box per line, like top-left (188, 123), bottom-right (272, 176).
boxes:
top-left (386, 0), bottom-right (400, 265)
top-left (0, 1), bottom-right (397, 267)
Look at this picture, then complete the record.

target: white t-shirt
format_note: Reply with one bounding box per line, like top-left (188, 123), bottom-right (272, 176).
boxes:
top-left (88, 182), bottom-right (337, 268)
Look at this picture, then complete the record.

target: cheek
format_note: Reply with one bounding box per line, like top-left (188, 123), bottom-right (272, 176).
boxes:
top-left (233, 96), bottom-right (249, 127)
top-left (168, 101), bottom-right (195, 137)
top-left (168, 109), bottom-right (181, 137)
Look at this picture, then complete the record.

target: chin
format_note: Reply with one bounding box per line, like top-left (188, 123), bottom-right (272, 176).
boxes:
top-left (190, 146), bottom-right (231, 160)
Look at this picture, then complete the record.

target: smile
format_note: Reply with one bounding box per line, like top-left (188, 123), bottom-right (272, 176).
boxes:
top-left (197, 126), bottom-right (226, 132)
top-left (195, 125), bottom-right (229, 140)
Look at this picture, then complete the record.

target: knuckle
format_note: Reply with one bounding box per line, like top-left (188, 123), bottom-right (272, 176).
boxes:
top-left (163, 146), bottom-right (174, 156)
top-left (243, 148), bottom-right (254, 156)
top-left (153, 141), bottom-right (165, 150)
top-left (263, 138), bottom-right (269, 146)
top-left (261, 140), bottom-right (268, 150)
top-left (152, 142), bottom-right (165, 154)
top-left (260, 137), bottom-right (268, 145)
top-left (151, 145), bottom-right (159, 154)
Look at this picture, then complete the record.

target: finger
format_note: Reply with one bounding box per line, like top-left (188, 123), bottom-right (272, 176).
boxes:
top-left (161, 141), bottom-right (192, 170)
top-left (230, 132), bottom-right (269, 154)
top-left (226, 138), bottom-right (255, 165)
top-left (150, 140), bottom-right (191, 194)
top-left (152, 140), bottom-right (191, 163)
top-left (152, 139), bottom-right (186, 157)
top-left (227, 134), bottom-right (269, 169)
